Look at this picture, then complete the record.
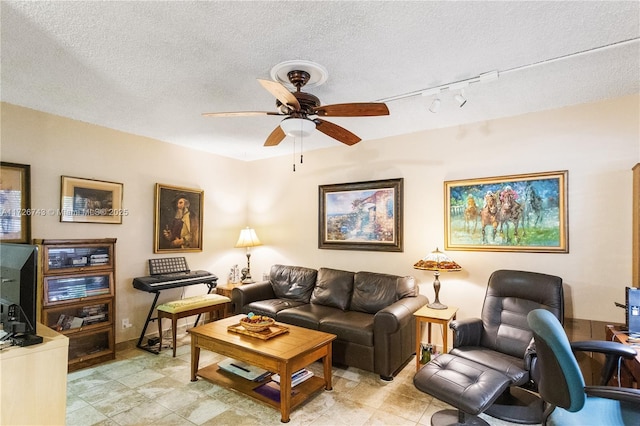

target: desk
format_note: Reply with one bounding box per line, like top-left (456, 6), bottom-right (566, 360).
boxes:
top-left (1, 324), bottom-right (69, 425)
top-left (606, 325), bottom-right (640, 388)
top-left (414, 305), bottom-right (458, 371)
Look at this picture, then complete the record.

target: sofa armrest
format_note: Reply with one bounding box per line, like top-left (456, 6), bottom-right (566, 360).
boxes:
top-left (450, 318), bottom-right (483, 347)
top-left (374, 294), bottom-right (429, 334)
top-left (231, 281), bottom-right (275, 314)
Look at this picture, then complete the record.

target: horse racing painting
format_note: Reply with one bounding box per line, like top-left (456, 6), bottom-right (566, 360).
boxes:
top-left (444, 171), bottom-right (568, 252)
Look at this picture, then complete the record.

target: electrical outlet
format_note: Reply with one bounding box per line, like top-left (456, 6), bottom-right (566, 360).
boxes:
top-left (122, 318), bottom-right (132, 329)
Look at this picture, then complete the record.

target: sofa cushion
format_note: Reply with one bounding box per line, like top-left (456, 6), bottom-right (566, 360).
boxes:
top-left (269, 264), bottom-right (318, 303)
top-left (310, 267), bottom-right (354, 310)
top-left (350, 272), bottom-right (415, 314)
top-left (319, 311), bottom-right (374, 347)
top-left (241, 299), bottom-right (306, 318)
top-left (276, 304), bottom-right (341, 330)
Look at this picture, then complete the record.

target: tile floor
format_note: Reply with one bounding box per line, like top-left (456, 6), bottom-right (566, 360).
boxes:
top-left (66, 331), bottom-right (531, 426)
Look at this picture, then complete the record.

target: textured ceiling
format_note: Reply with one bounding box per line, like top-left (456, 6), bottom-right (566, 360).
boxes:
top-left (1, 1), bottom-right (639, 161)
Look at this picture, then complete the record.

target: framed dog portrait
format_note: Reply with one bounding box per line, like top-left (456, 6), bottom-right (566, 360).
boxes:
top-left (154, 184), bottom-right (203, 253)
top-left (444, 171), bottom-right (568, 253)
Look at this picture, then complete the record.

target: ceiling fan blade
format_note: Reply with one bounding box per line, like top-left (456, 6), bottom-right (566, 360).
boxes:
top-left (314, 119), bottom-right (361, 146)
top-left (264, 125), bottom-right (286, 147)
top-left (313, 103), bottom-right (389, 117)
top-left (258, 79), bottom-right (301, 111)
top-left (202, 111), bottom-right (283, 117)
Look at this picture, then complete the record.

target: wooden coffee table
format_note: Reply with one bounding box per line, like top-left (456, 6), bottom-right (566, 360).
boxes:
top-left (190, 314), bottom-right (336, 423)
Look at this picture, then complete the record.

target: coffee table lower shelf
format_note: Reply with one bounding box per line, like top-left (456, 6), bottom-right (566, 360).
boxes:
top-left (197, 364), bottom-right (327, 411)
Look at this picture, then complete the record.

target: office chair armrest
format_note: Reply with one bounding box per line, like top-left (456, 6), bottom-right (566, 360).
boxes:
top-left (449, 318), bottom-right (482, 347)
top-left (571, 340), bottom-right (637, 358)
top-left (572, 341), bottom-right (638, 385)
top-left (585, 385), bottom-right (640, 404)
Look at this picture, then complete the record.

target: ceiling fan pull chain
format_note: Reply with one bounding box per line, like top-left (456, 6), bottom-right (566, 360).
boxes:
top-left (300, 137), bottom-right (304, 164)
top-left (292, 138), bottom-right (296, 172)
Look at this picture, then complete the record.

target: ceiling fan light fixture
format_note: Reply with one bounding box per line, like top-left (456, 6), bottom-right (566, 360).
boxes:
top-left (280, 117), bottom-right (316, 138)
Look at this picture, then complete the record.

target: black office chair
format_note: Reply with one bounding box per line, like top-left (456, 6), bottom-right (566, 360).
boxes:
top-left (527, 309), bottom-right (640, 425)
top-left (448, 269), bottom-right (564, 424)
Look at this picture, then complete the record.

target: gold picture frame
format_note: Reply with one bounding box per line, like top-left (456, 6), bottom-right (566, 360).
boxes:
top-left (154, 184), bottom-right (203, 253)
top-left (444, 171), bottom-right (568, 253)
top-left (0, 162), bottom-right (31, 243)
top-left (60, 176), bottom-right (125, 224)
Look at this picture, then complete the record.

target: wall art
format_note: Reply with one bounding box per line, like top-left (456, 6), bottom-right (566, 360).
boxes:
top-left (444, 171), bottom-right (568, 252)
top-left (154, 184), bottom-right (203, 253)
top-left (319, 178), bottom-right (403, 252)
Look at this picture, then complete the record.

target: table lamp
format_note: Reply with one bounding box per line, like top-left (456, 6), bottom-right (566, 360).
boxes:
top-left (413, 247), bottom-right (461, 309)
top-left (235, 227), bottom-right (262, 283)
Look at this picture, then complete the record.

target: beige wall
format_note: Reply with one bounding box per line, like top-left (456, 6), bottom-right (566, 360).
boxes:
top-left (246, 95), bottom-right (640, 324)
top-left (2, 95), bottom-right (639, 345)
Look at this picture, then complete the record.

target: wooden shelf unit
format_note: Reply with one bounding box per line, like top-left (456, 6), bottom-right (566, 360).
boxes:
top-left (36, 238), bottom-right (117, 371)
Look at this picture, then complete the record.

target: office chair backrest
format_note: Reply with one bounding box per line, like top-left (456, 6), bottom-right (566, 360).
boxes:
top-left (481, 270), bottom-right (564, 358)
top-left (528, 309), bottom-right (586, 412)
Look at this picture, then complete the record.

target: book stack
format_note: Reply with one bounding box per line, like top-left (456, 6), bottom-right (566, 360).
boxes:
top-left (272, 368), bottom-right (313, 387)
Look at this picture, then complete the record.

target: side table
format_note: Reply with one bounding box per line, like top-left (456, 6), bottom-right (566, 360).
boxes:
top-left (216, 282), bottom-right (243, 316)
top-left (414, 305), bottom-right (458, 371)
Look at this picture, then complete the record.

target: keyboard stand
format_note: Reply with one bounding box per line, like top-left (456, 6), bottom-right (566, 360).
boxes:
top-left (136, 281), bottom-right (217, 354)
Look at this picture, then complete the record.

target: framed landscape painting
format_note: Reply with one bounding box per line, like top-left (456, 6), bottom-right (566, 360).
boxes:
top-left (444, 171), bottom-right (568, 252)
top-left (60, 176), bottom-right (124, 224)
top-left (0, 162), bottom-right (31, 243)
top-left (319, 178), bottom-right (403, 252)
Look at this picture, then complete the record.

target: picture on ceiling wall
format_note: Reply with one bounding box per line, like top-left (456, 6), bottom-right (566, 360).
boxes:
top-left (154, 184), bottom-right (203, 253)
top-left (60, 176), bottom-right (124, 224)
top-left (444, 170), bottom-right (568, 253)
top-left (0, 162), bottom-right (31, 243)
top-left (319, 178), bottom-right (403, 252)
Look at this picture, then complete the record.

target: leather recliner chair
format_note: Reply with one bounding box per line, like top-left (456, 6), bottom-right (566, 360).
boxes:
top-left (448, 269), bottom-right (564, 424)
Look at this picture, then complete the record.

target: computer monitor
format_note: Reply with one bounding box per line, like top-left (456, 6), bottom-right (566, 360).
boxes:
top-left (628, 286), bottom-right (640, 335)
top-left (0, 243), bottom-right (38, 337)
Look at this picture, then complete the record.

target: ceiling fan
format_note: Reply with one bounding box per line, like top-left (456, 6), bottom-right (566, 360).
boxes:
top-left (202, 69), bottom-right (389, 147)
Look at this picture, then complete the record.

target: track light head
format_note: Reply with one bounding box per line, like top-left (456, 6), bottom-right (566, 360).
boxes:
top-left (454, 91), bottom-right (467, 108)
top-left (429, 98), bottom-right (441, 113)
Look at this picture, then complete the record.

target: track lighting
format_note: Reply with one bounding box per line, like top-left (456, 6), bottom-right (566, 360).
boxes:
top-left (422, 88), bottom-right (441, 114)
top-left (454, 91), bottom-right (467, 108)
top-left (429, 98), bottom-right (441, 113)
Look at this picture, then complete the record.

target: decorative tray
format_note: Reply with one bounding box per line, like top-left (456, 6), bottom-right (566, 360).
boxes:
top-left (227, 323), bottom-right (289, 340)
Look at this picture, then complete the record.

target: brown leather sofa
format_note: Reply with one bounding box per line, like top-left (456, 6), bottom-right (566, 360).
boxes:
top-left (232, 264), bottom-right (429, 380)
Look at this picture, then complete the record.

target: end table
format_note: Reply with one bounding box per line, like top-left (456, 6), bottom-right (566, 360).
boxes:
top-left (414, 305), bottom-right (459, 371)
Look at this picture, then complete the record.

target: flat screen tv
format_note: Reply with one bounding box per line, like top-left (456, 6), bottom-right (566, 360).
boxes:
top-left (0, 243), bottom-right (38, 337)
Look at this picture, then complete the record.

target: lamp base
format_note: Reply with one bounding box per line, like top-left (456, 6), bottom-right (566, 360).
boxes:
top-left (427, 301), bottom-right (448, 310)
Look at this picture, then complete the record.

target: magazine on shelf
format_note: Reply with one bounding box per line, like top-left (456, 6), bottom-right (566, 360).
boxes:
top-left (218, 358), bottom-right (271, 382)
top-left (271, 368), bottom-right (313, 387)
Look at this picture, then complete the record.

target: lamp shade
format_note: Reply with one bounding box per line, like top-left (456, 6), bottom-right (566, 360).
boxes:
top-left (280, 117), bottom-right (316, 138)
top-left (235, 227), bottom-right (262, 248)
top-left (413, 247), bottom-right (461, 272)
